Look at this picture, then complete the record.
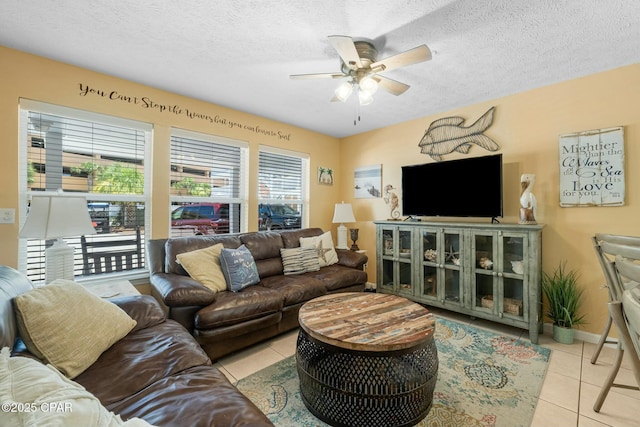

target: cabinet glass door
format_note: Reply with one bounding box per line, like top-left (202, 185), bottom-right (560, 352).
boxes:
top-left (421, 230), bottom-right (438, 300)
top-left (473, 233), bottom-right (496, 312)
top-left (501, 234), bottom-right (527, 319)
top-left (379, 228), bottom-right (396, 292)
top-left (420, 229), bottom-right (463, 305)
top-left (381, 258), bottom-right (395, 291)
top-left (397, 228), bottom-right (414, 295)
top-left (378, 226), bottom-right (414, 295)
top-left (443, 231), bottom-right (462, 304)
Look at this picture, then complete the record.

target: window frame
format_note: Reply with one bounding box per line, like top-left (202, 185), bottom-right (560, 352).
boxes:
top-left (169, 128), bottom-right (249, 236)
top-left (257, 145), bottom-right (309, 230)
top-left (18, 99), bottom-right (153, 283)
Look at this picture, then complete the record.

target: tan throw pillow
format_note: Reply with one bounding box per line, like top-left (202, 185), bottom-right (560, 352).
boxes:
top-left (176, 243), bottom-right (226, 293)
top-left (300, 231), bottom-right (339, 267)
top-left (14, 280), bottom-right (137, 379)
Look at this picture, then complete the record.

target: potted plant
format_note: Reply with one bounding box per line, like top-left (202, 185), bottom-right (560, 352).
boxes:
top-left (542, 261), bottom-right (585, 344)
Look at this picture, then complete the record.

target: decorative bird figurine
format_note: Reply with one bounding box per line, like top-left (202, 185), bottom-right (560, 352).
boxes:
top-left (418, 107), bottom-right (499, 161)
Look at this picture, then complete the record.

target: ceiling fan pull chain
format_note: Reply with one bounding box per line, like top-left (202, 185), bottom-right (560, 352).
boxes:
top-left (353, 97), bottom-right (357, 126)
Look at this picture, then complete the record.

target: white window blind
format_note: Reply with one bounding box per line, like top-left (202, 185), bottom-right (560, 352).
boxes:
top-left (170, 129), bottom-right (247, 237)
top-left (19, 100), bottom-right (151, 283)
top-left (258, 147), bottom-right (308, 231)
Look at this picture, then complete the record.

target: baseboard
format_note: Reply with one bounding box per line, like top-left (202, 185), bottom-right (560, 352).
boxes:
top-left (542, 322), bottom-right (614, 346)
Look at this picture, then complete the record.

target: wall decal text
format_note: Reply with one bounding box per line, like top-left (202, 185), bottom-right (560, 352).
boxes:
top-left (78, 83), bottom-right (291, 141)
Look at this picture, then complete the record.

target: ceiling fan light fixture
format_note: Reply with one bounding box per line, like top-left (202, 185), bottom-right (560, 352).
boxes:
top-left (334, 81), bottom-right (354, 102)
top-left (358, 89), bottom-right (374, 106)
top-left (359, 76), bottom-right (378, 95)
top-left (295, 36), bottom-right (431, 109)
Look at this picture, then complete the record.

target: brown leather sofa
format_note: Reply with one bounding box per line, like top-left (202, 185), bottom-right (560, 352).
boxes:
top-left (0, 266), bottom-right (273, 427)
top-left (148, 228), bottom-right (368, 360)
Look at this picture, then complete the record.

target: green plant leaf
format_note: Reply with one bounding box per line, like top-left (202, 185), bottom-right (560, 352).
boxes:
top-left (541, 261), bottom-right (585, 328)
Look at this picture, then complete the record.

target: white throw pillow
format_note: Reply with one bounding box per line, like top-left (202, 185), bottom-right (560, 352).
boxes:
top-left (300, 231), bottom-right (339, 267)
top-left (0, 347), bottom-right (156, 427)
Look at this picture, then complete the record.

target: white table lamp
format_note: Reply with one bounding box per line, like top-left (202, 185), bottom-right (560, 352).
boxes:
top-left (20, 193), bottom-right (97, 283)
top-left (332, 202), bottom-right (356, 250)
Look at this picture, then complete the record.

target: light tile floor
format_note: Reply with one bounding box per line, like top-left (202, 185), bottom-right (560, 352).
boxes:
top-left (215, 308), bottom-right (639, 427)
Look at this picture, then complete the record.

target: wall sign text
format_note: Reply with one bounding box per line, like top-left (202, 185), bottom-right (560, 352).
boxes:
top-left (559, 126), bottom-right (624, 207)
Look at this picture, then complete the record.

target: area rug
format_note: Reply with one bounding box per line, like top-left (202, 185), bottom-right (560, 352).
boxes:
top-left (236, 317), bottom-right (551, 427)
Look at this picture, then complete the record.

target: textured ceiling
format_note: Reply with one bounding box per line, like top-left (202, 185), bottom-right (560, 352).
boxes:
top-left (1, 0), bottom-right (639, 138)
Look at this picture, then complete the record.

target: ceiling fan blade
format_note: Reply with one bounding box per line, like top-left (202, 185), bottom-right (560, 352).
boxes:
top-left (290, 72), bottom-right (346, 79)
top-left (328, 35), bottom-right (363, 70)
top-left (371, 45), bottom-right (431, 73)
top-left (372, 75), bottom-right (410, 96)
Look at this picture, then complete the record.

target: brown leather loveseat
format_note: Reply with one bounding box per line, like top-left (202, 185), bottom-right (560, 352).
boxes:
top-left (148, 228), bottom-right (368, 360)
top-left (0, 266), bottom-right (273, 427)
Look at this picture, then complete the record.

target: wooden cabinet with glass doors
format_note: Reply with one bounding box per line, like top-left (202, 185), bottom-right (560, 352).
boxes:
top-left (375, 221), bottom-right (544, 344)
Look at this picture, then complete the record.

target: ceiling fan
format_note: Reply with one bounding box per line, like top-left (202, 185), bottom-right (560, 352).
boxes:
top-left (290, 35), bottom-right (432, 105)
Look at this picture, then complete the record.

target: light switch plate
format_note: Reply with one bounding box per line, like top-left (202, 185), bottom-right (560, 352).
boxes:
top-left (0, 208), bottom-right (16, 224)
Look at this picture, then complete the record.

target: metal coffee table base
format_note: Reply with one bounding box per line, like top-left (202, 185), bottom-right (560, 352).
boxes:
top-left (296, 328), bottom-right (438, 427)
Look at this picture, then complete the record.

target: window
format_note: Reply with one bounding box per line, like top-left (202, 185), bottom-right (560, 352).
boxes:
top-left (19, 100), bottom-right (151, 282)
top-left (170, 129), bottom-right (248, 237)
top-left (258, 146), bottom-right (308, 231)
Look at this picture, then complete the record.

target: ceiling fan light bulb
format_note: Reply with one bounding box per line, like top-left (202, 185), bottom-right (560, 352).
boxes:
top-left (359, 76), bottom-right (378, 94)
top-left (358, 90), bottom-right (374, 106)
top-left (334, 82), bottom-right (354, 102)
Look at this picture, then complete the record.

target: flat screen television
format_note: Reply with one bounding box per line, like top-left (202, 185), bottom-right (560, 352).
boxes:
top-left (401, 154), bottom-right (503, 219)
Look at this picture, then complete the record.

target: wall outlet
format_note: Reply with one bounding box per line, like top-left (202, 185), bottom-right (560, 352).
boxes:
top-left (0, 208), bottom-right (16, 224)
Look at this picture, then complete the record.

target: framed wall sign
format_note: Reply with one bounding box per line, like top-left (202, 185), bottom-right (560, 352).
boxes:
top-left (559, 126), bottom-right (624, 207)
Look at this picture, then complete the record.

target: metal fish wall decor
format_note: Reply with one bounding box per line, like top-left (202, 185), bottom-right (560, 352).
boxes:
top-left (418, 106), bottom-right (499, 161)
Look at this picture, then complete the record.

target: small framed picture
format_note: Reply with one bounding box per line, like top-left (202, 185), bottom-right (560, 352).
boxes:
top-left (318, 167), bottom-right (334, 185)
top-left (354, 164), bottom-right (382, 198)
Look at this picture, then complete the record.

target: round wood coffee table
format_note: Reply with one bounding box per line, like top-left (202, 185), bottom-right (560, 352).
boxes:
top-left (296, 292), bottom-right (438, 427)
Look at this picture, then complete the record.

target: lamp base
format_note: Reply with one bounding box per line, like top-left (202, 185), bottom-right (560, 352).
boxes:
top-left (45, 238), bottom-right (76, 284)
top-left (336, 224), bottom-right (348, 249)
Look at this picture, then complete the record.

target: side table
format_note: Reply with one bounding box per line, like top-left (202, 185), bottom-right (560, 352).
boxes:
top-left (297, 292), bottom-right (438, 427)
top-left (82, 280), bottom-right (140, 299)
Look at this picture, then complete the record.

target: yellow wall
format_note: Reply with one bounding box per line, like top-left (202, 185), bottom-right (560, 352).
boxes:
top-left (0, 46), bottom-right (342, 267)
top-left (2, 45), bottom-right (639, 336)
top-left (340, 63), bottom-right (640, 335)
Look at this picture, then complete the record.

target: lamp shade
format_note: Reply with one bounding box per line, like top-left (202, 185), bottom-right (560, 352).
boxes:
top-left (332, 203), bottom-right (356, 224)
top-left (20, 194), bottom-right (97, 239)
